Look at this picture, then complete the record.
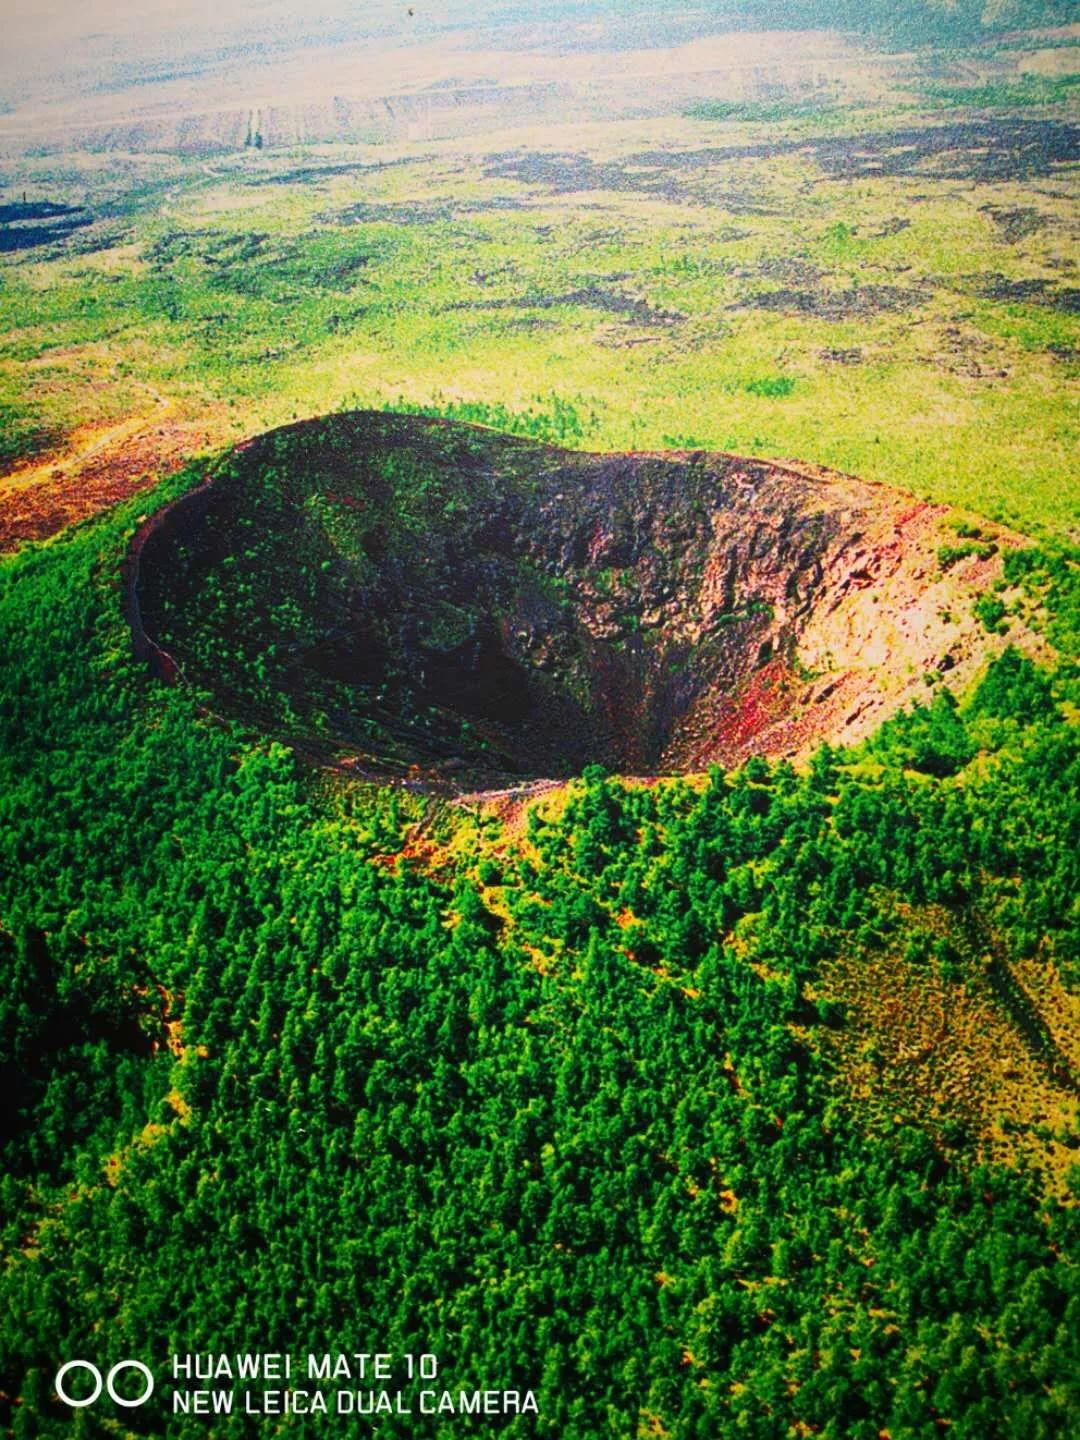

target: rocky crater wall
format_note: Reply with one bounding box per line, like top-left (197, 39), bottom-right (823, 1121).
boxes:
top-left (130, 412), bottom-right (1024, 786)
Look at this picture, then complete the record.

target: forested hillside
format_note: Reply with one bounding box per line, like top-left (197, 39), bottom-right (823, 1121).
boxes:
top-left (0, 464), bottom-right (1077, 1436)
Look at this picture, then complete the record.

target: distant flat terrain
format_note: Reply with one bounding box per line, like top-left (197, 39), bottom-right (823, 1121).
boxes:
top-left (0, 12), bottom-right (1076, 547)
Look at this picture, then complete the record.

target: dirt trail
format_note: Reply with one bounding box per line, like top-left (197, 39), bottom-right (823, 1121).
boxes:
top-left (0, 388), bottom-right (222, 551)
top-left (2, 387), bottom-right (172, 494)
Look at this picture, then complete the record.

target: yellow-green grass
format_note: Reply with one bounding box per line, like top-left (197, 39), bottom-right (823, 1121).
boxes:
top-left (1, 90), bottom-right (1077, 538)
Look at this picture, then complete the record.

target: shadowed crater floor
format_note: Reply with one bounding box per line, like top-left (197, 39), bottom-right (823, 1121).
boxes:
top-left (130, 411), bottom-right (1017, 787)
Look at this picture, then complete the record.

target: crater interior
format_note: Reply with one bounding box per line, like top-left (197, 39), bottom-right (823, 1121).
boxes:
top-left (131, 412), bottom-right (1013, 786)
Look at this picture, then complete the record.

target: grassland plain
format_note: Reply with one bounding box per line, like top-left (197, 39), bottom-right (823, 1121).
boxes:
top-left (0, 28), bottom-right (1078, 546)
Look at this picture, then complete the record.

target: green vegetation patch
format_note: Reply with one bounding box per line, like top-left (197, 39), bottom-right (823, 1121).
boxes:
top-left (916, 73), bottom-right (1080, 110)
top-left (0, 486), bottom-right (1078, 1435)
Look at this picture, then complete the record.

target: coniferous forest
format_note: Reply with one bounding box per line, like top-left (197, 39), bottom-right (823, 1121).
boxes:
top-left (0, 464), bottom-right (1077, 1434)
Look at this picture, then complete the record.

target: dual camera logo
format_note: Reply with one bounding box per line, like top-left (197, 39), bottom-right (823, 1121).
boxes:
top-left (55, 1359), bottom-right (154, 1409)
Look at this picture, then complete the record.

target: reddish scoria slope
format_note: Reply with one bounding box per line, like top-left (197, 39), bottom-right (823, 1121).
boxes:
top-left (129, 412), bottom-right (1041, 785)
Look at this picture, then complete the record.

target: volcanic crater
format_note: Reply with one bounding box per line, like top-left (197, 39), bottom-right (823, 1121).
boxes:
top-left (130, 412), bottom-right (1016, 787)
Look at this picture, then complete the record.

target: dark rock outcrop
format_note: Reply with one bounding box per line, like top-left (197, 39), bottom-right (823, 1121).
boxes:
top-left (131, 411), bottom-right (1028, 786)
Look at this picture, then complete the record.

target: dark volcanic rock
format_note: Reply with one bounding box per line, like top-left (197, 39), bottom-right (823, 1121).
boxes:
top-left (131, 412), bottom-right (1020, 787)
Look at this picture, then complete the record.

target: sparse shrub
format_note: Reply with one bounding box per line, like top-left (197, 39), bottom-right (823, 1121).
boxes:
top-left (975, 594), bottom-right (1008, 634)
top-left (744, 376), bottom-right (796, 398)
top-left (938, 541), bottom-right (996, 570)
top-left (385, 391), bottom-right (602, 447)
